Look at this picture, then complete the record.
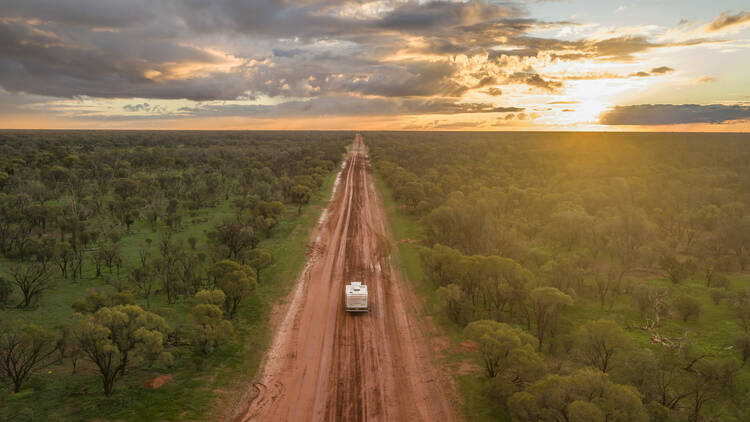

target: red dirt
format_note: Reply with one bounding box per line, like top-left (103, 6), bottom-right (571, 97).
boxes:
top-left (231, 134), bottom-right (457, 421)
top-left (454, 340), bottom-right (479, 354)
top-left (143, 374), bottom-right (173, 389)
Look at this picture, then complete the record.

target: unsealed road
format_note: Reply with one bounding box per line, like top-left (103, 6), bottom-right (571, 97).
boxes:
top-left (232, 134), bottom-right (456, 421)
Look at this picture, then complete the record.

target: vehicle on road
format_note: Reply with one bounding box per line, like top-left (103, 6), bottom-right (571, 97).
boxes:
top-left (345, 281), bottom-right (368, 312)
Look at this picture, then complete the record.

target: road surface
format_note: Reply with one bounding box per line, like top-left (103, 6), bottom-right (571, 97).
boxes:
top-left (231, 134), bottom-right (456, 421)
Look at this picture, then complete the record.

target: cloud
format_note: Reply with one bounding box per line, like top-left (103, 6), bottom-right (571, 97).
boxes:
top-left (707, 11), bottom-right (750, 32)
top-left (600, 104), bottom-right (750, 125)
top-left (172, 97), bottom-right (525, 119)
top-left (506, 72), bottom-right (562, 92)
top-left (484, 87), bottom-right (503, 96)
top-left (650, 66), bottom-right (674, 74)
top-left (0, 0), bottom-right (744, 127)
top-left (563, 67), bottom-right (674, 80)
top-left (695, 75), bottom-right (717, 83)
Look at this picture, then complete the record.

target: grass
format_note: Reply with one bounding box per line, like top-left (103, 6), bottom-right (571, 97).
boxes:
top-left (0, 170), bottom-right (339, 421)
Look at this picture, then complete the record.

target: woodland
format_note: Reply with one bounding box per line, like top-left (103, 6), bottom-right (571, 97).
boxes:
top-left (370, 131), bottom-right (750, 422)
top-left (0, 130), bottom-right (350, 420)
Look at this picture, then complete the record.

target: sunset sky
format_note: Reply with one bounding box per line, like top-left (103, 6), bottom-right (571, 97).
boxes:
top-left (0, 0), bottom-right (749, 131)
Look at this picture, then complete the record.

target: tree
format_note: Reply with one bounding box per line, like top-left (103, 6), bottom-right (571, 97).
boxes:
top-left (718, 216), bottom-right (750, 271)
top-left (659, 254), bottom-right (696, 284)
top-left (130, 266), bottom-right (157, 308)
top-left (733, 333), bottom-right (750, 363)
top-left (436, 284), bottom-right (464, 323)
top-left (574, 319), bottom-right (632, 372)
top-left (684, 356), bottom-right (740, 422)
top-left (609, 348), bottom-right (661, 405)
top-left (72, 288), bottom-right (109, 314)
top-left (0, 321), bottom-right (58, 393)
top-left (11, 262), bottom-right (54, 308)
top-left (190, 290), bottom-right (233, 356)
top-left (730, 289), bottom-right (750, 332)
top-left (463, 320), bottom-right (539, 378)
top-left (593, 270), bottom-right (618, 309)
top-left (247, 249), bottom-right (274, 283)
top-left (673, 295), bottom-right (700, 323)
top-left (508, 368), bottom-right (648, 422)
top-left (208, 220), bottom-right (257, 259)
top-left (72, 289), bottom-right (135, 314)
top-left (632, 283), bottom-right (670, 323)
top-left (53, 241), bottom-right (73, 279)
top-left (528, 287), bottom-right (573, 352)
top-left (209, 260), bottom-right (257, 318)
top-left (290, 185), bottom-right (312, 214)
top-left (567, 400), bottom-right (605, 422)
top-left (74, 304), bottom-right (169, 396)
top-left (113, 177), bottom-right (138, 200)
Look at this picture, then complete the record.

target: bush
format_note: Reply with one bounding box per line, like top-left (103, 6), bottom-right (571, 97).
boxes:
top-left (673, 295), bottom-right (700, 322)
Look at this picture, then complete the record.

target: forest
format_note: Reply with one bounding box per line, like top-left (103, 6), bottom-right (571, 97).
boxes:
top-left (0, 130), bottom-right (350, 420)
top-left (369, 131), bottom-right (750, 422)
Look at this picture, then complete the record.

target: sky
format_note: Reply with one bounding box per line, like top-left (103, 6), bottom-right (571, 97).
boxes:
top-left (0, 0), bottom-right (749, 131)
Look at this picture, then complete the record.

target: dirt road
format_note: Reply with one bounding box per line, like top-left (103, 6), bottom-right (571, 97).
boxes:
top-left (232, 134), bottom-right (456, 421)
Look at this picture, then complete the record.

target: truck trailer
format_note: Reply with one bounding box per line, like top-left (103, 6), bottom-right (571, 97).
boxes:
top-left (345, 281), bottom-right (368, 312)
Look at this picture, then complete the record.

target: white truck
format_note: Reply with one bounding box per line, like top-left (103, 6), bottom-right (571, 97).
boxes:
top-left (345, 281), bottom-right (368, 312)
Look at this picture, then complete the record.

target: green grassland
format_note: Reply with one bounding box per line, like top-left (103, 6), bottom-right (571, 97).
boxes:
top-left (0, 170), bottom-right (339, 422)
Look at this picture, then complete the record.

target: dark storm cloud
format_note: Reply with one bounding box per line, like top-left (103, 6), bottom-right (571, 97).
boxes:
top-left (0, 18), bottom-right (251, 101)
top-left (508, 36), bottom-right (710, 62)
top-left (376, 1), bottom-right (518, 31)
top-left (599, 104), bottom-right (750, 125)
top-left (175, 97), bottom-right (525, 118)
top-left (707, 11), bottom-right (750, 32)
top-left (0, 0), bottom-right (733, 120)
top-left (1, 0), bottom-right (159, 28)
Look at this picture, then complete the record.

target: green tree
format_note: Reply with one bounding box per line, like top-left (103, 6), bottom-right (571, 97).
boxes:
top-left (210, 260), bottom-right (257, 318)
top-left (74, 304), bottom-right (169, 396)
top-left (528, 287), bottom-right (573, 352)
top-left (436, 284), bottom-right (464, 323)
top-left (574, 319), bottom-right (633, 373)
top-left (247, 249), bottom-right (274, 283)
top-left (464, 320), bottom-right (539, 378)
top-left (208, 220), bottom-right (257, 259)
top-left (733, 333), bottom-right (750, 363)
top-left (11, 262), bottom-right (55, 308)
top-left (0, 321), bottom-right (58, 393)
top-left (190, 290), bottom-right (233, 355)
top-left (508, 368), bottom-right (648, 422)
top-left (72, 288), bottom-right (109, 314)
top-left (290, 185), bottom-right (312, 214)
top-left (567, 400), bottom-right (605, 422)
top-left (684, 356), bottom-right (740, 422)
top-left (659, 254), bottom-right (696, 284)
top-left (673, 295), bottom-right (700, 323)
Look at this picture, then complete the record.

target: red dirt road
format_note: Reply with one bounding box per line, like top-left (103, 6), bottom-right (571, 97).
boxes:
top-left (232, 134), bottom-right (457, 421)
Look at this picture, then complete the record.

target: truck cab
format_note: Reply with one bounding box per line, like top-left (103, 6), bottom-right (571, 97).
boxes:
top-left (345, 281), bottom-right (368, 312)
